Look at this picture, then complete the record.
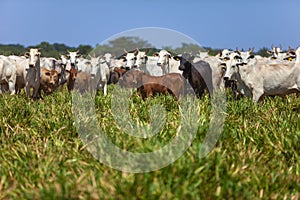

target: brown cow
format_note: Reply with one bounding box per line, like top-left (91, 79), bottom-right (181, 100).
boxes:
top-left (120, 69), bottom-right (185, 100)
top-left (66, 67), bottom-right (78, 92)
top-left (39, 67), bottom-right (61, 96)
top-left (73, 71), bottom-right (92, 94)
top-left (108, 67), bottom-right (128, 84)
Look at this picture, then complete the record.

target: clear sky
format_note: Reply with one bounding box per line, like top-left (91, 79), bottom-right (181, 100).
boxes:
top-left (1, 0), bottom-right (299, 50)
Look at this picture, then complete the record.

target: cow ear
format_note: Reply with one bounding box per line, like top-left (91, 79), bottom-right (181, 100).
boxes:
top-left (266, 50), bottom-right (272, 55)
top-left (153, 52), bottom-right (159, 57)
top-left (173, 56), bottom-right (181, 61)
top-left (24, 52), bottom-right (30, 58)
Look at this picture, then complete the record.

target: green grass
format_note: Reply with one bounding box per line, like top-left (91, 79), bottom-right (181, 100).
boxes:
top-left (0, 86), bottom-right (300, 199)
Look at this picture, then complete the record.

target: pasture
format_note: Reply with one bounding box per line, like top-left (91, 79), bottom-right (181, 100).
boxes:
top-left (0, 85), bottom-right (299, 199)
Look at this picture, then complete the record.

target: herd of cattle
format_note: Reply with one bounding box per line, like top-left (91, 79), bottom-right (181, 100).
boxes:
top-left (0, 45), bottom-right (299, 102)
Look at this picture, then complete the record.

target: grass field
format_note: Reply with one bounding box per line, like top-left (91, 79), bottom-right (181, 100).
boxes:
top-left (0, 85), bottom-right (300, 199)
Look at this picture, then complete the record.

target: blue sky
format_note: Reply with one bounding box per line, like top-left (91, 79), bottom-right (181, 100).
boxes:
top-left (1, 0), bottom-right (299, 50)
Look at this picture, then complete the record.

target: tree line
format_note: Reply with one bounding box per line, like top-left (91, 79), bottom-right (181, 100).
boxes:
top-left (0, 37), bottom-right (271, 58)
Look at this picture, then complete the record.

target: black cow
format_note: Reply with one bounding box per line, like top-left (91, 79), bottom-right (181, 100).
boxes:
top-left (176, 54), bottom-right (213, 97)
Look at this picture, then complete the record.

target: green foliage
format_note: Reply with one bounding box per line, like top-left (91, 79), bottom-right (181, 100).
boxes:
top-left (0, 86), bottom-right (300, 199)
top-left (0, 42), bottom-right (93, 59)
top-left (91, 36), bottom-right (154, 57)
top-left (256, 47), bottom-right (270, 57)
top-left (0, 44), bottom-right (26, 56)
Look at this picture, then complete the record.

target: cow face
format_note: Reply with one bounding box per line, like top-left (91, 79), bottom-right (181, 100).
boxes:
top-left (236, 48), bottom-right (255, 66)
top-left (155, 50), bottom-right (171, 66)
top-left (104, 53), bottom-right (113, 66)
top-left (89, 56), bottom-right (101, 77)
top-left (66, 67), bottom-right (78, 81)
top-left (25, 48), bottom-right (40, 67)
top-left (284, 47), bottom-right (296, 61)
top-left (67, 51), bottom-right (80, 67)
top-left (223, 53), bottom-right (242, 81)
top-left (42, 69), bottom-right (60, 94)
top-left (267, 45), bottom-right (283, 60)
top-left (136, 51), bottom-right (148, 67)
top-left (124, 50), bottom-right (138, 69)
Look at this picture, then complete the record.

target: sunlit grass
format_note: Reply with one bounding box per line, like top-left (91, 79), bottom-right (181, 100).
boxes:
top-left (0, 85), bottom-right (299, 199)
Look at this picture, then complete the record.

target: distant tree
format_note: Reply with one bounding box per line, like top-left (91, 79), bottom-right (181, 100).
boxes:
top-left (173, 43), bottom-right (205, 55)
top-left (0, 44), bottom-right (26, 56)
top-left (91, 36), bottom-right (154, 56)
top-left (256, 47), bottom-right (270, 57)
top-left (77, 45), bottom-right (93, 56)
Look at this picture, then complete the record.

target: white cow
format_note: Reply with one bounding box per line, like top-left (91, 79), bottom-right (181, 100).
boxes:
top-left (89, 56), bottom-right (110, 96)
top-left (67, 50), bottom-right (80, 67)
top-left (266, 45), bottom-right (292, 61)
top-left (153, 49), bottom-right (181, 75)
top-left (123, 49), bottom-right (138, 69)
top-left (224, 47), bottom-right (300, 102)
top-left (0, 56), bottom-right (17, 94)
top-left (15, 48), bottom-right (41, 98)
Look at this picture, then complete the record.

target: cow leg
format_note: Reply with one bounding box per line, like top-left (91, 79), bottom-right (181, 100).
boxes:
top-left (8, 80), bottom-right (16, 95)
top-left (25, 84), bottom-right (31, 97)
top-left (103, 82), bottom-right (107, 96)
top-left (252, 89), bottom-right (264, 103)
top-left (32, 84), bottom-right (40, 99)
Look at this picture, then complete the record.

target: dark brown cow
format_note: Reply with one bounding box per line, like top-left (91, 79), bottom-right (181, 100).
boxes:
top-left (108, 67), bottom-right (128, 84)
top-left (120, 69), bottom-right (185, 100)
top-left (176, 54), bottom-right (213, 97)
top-left (39, 67), bottom-right (61, 96)
top-left (66, 67), bottom-right (78, 91)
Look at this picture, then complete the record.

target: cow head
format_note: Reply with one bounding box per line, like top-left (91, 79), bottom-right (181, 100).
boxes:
top-left (176, 54), bottom-right (194, 79)
top-left (223, 52), bottom-right (243, 81)
top-left (103, 53), bottom-right (113, 66)
top-left (154, 49), bottom-right (171, 66)
top-left (283, 46), bottom-right (296, 61)
top-left (267, 44), bottom-right (283, 60)
top-left (25, 48), bottom-right (41, 68)
top-left (236, 48), bottom-right (255, 66)
top-left (67, 50), bottom-right (80, 67)
top-left (136, 49), bottom-right (149, 68)
top-left (123, 49), bottom-right (139, 69)
top-left (88, 55), bottom-right (101, 78)
top-left (66, 67), bottom-right (78, 81)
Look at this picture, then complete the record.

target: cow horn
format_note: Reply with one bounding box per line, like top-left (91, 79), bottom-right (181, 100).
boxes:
top-left (271, 44), bottom-right (275, 49)
top-left (134, 48), bottom-right (139, 56)
top-left (236, 47), bottom-right (241, 55)
top-left (249, 48), bottom-right (254, 53)
top-left (76, 50), bottom-right (80, 54)
top-left (123, 49), bottom-right (128, 54)
top-left (279, 44), bottom-right (282, 50)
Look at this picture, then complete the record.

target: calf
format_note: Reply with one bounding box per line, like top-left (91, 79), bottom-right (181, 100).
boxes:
top-left (120, 69), bottom-right (185, 100)
top-left (66, 67), bottom-right (78, 92)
